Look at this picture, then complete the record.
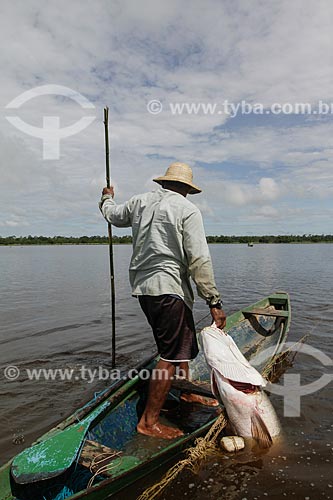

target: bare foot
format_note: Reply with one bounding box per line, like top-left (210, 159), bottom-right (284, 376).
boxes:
top-left (180, 393), bottom-right (220, 407)
top-left (137, 422), bottom-right (184, 439)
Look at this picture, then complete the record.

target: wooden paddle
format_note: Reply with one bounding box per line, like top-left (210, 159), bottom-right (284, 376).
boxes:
top-left (11, 400), bottom-right (110, 485)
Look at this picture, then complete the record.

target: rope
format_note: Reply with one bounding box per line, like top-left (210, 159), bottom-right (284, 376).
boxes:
top-left (87, 451), bottom-right (123, 489)
top-left (262, 335), bottom-right (308, 381)
top-left (137, 335), bottom-right (307, 500)
top-left (136, 412), bottom-right (227, 500)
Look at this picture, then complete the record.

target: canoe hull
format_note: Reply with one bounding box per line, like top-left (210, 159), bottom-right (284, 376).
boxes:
top-left (0, 292), bottom-right (291, 500)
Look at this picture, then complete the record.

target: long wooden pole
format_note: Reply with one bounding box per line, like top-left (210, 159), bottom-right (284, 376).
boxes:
top-left (103, 106), bottom-right (116, 367)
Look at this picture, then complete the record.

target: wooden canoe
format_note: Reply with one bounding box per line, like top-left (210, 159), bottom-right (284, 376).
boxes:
top-left (0, 292), bottom-right (291, 500)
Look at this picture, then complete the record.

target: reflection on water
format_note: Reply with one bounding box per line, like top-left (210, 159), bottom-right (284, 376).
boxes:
top-left (0, 244), bottom-right (332, 498)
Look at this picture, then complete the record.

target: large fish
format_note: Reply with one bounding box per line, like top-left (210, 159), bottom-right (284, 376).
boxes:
top-left (200, 324), bottom-right (281, 448)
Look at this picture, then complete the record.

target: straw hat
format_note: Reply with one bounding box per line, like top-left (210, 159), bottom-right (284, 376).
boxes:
top-left (153, 162), bottom-right (201, 194)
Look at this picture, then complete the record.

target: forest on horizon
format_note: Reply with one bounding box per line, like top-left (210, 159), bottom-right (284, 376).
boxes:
top-left (1, 234), bottom-right (332, 245)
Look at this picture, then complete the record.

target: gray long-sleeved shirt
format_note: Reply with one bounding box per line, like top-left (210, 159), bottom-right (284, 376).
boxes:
top-left (99, 187), bottom-right (221, 310)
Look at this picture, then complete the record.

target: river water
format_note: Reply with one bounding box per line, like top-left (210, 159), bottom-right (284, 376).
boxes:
top-left (0, 244), bottom-right (332, 499)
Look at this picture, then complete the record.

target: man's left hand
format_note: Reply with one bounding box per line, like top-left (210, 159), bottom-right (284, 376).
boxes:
top-left (211, 308), bottom-right (226, 330)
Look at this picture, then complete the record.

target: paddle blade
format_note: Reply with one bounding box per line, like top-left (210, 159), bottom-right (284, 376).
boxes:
top-left (11, 422), bottom-right (90, 484)
top-left (11, 401), bottom-right (109, 484)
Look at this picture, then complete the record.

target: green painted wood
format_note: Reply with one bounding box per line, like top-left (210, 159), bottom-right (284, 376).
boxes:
top-left (11, 401), bottom-right (110, 484)
top-left (1, 292), bottom-right (291, 500)
top-left (0, 461), bottom-right (13, 500)
top-left (242, 308), bottom-right (289, 317)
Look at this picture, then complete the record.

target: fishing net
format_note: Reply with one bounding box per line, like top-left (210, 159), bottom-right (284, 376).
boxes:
top-left (262, 335), bottom-right (308, 382)
top-left (137, 336), bottom-right (307, 500)
top-left (136, 411), bottom-right (228, 500)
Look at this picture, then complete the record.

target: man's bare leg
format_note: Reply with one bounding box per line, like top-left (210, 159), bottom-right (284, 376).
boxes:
top-left (178, 362), bottom-right (219, 407)
top-left (137, 359), bottom-right (184, 439)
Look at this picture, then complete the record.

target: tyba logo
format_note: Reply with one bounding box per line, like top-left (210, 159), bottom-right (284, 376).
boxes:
top-left (251, 342), bottom-right (333, 417)
top-left (5, 84), bottom-right (96, 160)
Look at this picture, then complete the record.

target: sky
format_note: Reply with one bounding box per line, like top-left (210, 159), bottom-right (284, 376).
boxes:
top-left (0, 0), bottom-right (332, 237)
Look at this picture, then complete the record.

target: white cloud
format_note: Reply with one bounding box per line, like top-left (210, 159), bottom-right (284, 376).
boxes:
top-left (251, 206), bottom-right (280, 219)
top-left (259, 178), bottom-right (280, 201)
top-left (197, 177), bottom-right (281, 209)
top-left (0, 0), bottom-right (332, 235)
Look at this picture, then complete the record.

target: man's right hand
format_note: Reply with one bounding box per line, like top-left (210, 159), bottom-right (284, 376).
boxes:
top-left (102, 186), bottom-right (114, 197)
top-left (210, 308), bottom-right (226, 330)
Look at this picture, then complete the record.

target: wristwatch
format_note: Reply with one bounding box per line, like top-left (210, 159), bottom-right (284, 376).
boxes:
top-left (208, 298), bottom-right (223, 309)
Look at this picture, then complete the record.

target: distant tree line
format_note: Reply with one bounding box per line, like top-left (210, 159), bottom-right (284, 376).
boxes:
top-left (206, 234), bottom-right (333, 243)
top-left (0, 234), bottom-right (332, 245)
top-left (0, 235), bottom-right (132, 245)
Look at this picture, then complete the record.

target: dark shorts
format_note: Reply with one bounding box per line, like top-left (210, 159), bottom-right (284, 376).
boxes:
top-left (139, 295), bottom-right (199, 363)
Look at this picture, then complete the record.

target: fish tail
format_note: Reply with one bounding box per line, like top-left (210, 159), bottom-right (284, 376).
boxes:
top-left (251, 410), bottom-right (273, 449)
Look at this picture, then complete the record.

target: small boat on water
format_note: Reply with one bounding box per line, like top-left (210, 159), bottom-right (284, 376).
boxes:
top-left (0, 292), bottom-right (291, 500)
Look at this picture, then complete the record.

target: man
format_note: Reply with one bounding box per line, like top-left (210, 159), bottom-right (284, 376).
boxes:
top-left (100, 162), bottom-right (226, 439)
